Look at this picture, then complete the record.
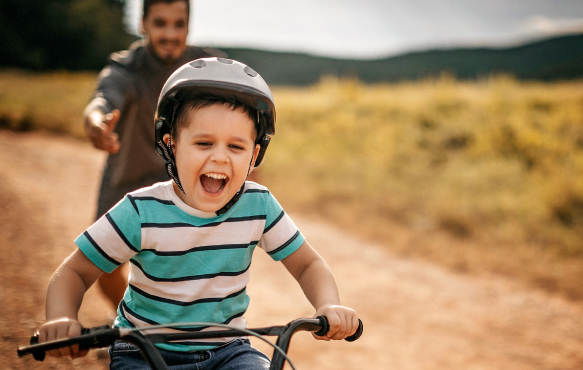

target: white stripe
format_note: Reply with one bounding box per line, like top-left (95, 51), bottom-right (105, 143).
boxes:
top-left (129, 266), bottom-right (250, 303)
top-left (87, 217), bottom-right (138, 262)
top-left (259, 213), bottom-right (300, 253)
top-left (142, 219), bottom-right (265, 252)
top-left (243, 181), bottom-right (267, 192)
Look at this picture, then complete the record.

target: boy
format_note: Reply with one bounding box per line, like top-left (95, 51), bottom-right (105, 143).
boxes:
top-left (38, 58), bottom-right (359, 369)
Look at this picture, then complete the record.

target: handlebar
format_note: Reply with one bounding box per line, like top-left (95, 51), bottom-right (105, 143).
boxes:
top-left (18, 317), bottom-right (363, 370)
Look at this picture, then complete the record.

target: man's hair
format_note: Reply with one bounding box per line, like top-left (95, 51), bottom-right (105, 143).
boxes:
top-left (172, 95), bottom-right (259, 142)
top-left (143, 0), bottom-right (190, 19)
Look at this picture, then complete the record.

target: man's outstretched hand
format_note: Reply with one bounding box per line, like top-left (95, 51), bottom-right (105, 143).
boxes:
top-left (86, 109), bottom-right (121, 154)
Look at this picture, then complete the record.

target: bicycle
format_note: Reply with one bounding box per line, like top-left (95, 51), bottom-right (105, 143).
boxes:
top-left (17, 316), bottom-right (363, 370)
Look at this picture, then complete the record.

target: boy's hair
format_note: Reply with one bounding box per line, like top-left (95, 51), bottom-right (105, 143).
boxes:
top-left (172, 95), bottom-right (259, 141)
top-left (143, 0), bottom-right (190, 19)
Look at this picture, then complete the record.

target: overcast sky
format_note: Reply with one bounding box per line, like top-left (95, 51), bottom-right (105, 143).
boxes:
top-left (124, 0), bottom-right (583, 59)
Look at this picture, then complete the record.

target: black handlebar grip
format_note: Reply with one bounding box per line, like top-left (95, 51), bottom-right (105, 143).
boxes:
top-left (314, 316), bottom-right (363, 342)
top-left (314, 316), bottom-right (330, 337)
top-left (344, 319), bottom-right (363, 342)
top-left (25, 326), bottom-right (101, 361)
top-left (29, 335), bottom-right (45, 361)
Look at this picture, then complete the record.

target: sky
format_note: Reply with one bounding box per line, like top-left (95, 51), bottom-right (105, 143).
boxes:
top-left (124, 0), bottom-right (583, 59)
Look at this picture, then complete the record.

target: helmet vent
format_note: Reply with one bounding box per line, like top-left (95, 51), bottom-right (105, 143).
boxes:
top-left (190, 59), bottom-right (206, 68)
top-left (244, 66), bottom-right (258, 77)
top-left (217, 58), bottom-right (234, 64)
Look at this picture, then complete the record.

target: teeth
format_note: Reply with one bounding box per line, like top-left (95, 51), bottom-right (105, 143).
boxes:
top-left (205, 173), bottom-right (227, 180)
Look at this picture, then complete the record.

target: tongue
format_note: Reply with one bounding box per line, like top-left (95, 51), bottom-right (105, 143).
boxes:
top-left (201, 176), bottom-right (224, 194)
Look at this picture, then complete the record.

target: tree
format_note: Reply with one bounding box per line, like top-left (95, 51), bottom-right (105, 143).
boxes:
top-left (0, 0), bottom-right (137, 70)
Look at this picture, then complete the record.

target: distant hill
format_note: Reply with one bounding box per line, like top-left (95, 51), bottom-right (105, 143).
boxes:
top-left (219, 33), bottom-right (583, 85)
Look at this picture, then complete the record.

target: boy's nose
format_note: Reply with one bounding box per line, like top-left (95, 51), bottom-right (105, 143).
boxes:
top-left (210, 147), bottom-right (230, 163)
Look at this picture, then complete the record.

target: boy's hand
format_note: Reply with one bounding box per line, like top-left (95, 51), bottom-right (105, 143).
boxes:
top-left (313, 304), bottom-right (359, 341)
top-left (37, 318), bottom-right (88, 359)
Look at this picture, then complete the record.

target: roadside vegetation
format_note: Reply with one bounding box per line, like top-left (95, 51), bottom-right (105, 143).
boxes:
top-left (2, 70), bottom-right (582, 300)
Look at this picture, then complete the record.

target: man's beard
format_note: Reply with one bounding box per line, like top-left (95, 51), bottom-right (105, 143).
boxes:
top-left (148, 40), bottom-right (183, 65)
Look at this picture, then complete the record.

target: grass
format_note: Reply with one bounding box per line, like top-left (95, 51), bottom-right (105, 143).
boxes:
top-left (263, 75), bottom-right (583, 300)
top-left (2, 70), bottom-right (582, 300)
top-left (0, 69), bottom-right (95, 137)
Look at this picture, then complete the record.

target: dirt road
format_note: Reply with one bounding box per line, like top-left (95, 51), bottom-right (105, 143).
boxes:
top-left (1, 130), bottom-right (582, 370)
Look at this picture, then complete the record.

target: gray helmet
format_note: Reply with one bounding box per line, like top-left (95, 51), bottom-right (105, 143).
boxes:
top-left (154, 57), bottom-right (275, 215)
top-left (155, 57), bottom-right (275, 166)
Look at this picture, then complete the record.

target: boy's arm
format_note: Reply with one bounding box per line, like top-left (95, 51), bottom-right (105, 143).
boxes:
top-left (38, 248), bottom-right (104, 358)
top-left (280, 241), bottom-right (359, 341)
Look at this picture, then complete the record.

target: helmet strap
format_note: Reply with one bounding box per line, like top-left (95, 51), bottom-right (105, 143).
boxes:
top-left (158, 134), bottom-right (186, 195)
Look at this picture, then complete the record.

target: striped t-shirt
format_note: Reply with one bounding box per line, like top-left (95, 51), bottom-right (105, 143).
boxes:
top-left (75, 180), bottom-right (305, 352)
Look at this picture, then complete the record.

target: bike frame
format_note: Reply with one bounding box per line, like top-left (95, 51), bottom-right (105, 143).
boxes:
top-left (17, 317), bottom-right (363, 370)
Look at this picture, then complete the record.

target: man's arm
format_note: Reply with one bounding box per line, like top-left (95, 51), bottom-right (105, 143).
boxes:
top-left (280, 241), bottom-right (359, 341)
top-left (38, 249), bottom-right (104, 358)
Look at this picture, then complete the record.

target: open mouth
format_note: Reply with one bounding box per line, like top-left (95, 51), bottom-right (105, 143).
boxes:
top-left (200, 173), bottom-right (228, 194)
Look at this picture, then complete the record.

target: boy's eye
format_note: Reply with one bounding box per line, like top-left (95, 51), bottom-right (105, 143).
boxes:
top-left (229, 144), bottom-right (244, 150)
top-left (196, 141), bottom-right (212, 147)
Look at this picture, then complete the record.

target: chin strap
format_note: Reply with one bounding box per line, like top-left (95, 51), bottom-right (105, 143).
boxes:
top-left (157, 135), bottom-right (185, 194)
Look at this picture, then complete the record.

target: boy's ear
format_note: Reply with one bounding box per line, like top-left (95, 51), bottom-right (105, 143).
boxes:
top-left (163, 133), bottom-right (174, 150)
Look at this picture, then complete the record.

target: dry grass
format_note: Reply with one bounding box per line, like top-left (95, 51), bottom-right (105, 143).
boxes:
top-left (264, 75), bottom-right (583, 300)
top-left (0, 69), bottom-right (95, 137)
top-left (1, 69), bottom-right (582, 300)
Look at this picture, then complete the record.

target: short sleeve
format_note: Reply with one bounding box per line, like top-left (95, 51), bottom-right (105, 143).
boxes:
top-left (75, 195), bottom-right (141, 272)
top-left (258, 193), bottom-right (305, 261)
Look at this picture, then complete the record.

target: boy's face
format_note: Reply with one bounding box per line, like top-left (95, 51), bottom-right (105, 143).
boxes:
top-left (167, 104), bottom-right (260, 213)
top-left (142, 1), bottom-right (189, 64)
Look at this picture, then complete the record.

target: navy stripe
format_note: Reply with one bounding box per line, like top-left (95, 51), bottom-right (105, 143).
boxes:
top-left (142, 222), bottom-right (193, 228)
top-left (244, 189), bottom-right (269, 194)
top-left (106, 213), bottom-right (139, 253)
top-left (121, 301), bottom-right (158, 326)
top-left (142, 215), bottom-right (266, 229)
top-left (130, 259), bottom-right (251, 282)
top-left (170, 340), bottom-right (240, 347)
top-left (127, 195), bottom-right (139, 215)
top-left (224, 310), bottom-right (245, 325)
top-left (264, 211), bottom-right (285, 233)
top-left (267, 230), bottom-right (300, 256)
top-left (129, 284), bottom-right (247, 306)
top-left (84, 231), bottom-right (121, 266)
top-left (142, 242), bottom-right (256, 256)
top-left (133, 196), bottom-right (175, 205)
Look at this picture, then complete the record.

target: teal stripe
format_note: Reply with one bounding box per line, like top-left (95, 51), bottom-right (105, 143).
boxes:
top-left (262, 191), bottom-right (288, 228)
top-left (136, 192), bottom-right (271, 226)
top-left (75, 234), bottom-right (119, 273)
top-left (234, 191), bottom-right (271, 214)
top-left (134, 246), bottom-right (255, 279)
top-left (270, 232), bottom-right (305, 261)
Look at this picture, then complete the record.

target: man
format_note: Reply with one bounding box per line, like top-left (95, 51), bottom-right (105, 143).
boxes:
top-left (84, 0), bottom-right (218, 311)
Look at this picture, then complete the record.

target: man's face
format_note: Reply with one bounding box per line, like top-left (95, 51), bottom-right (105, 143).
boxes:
top-left (168, 104), bottom-right (259, 213)
top-left (142, 1), bottom-right (189, 64)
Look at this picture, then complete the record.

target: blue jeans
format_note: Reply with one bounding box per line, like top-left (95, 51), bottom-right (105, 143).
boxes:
top-left (109, 338), bottom-right (270, 370)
